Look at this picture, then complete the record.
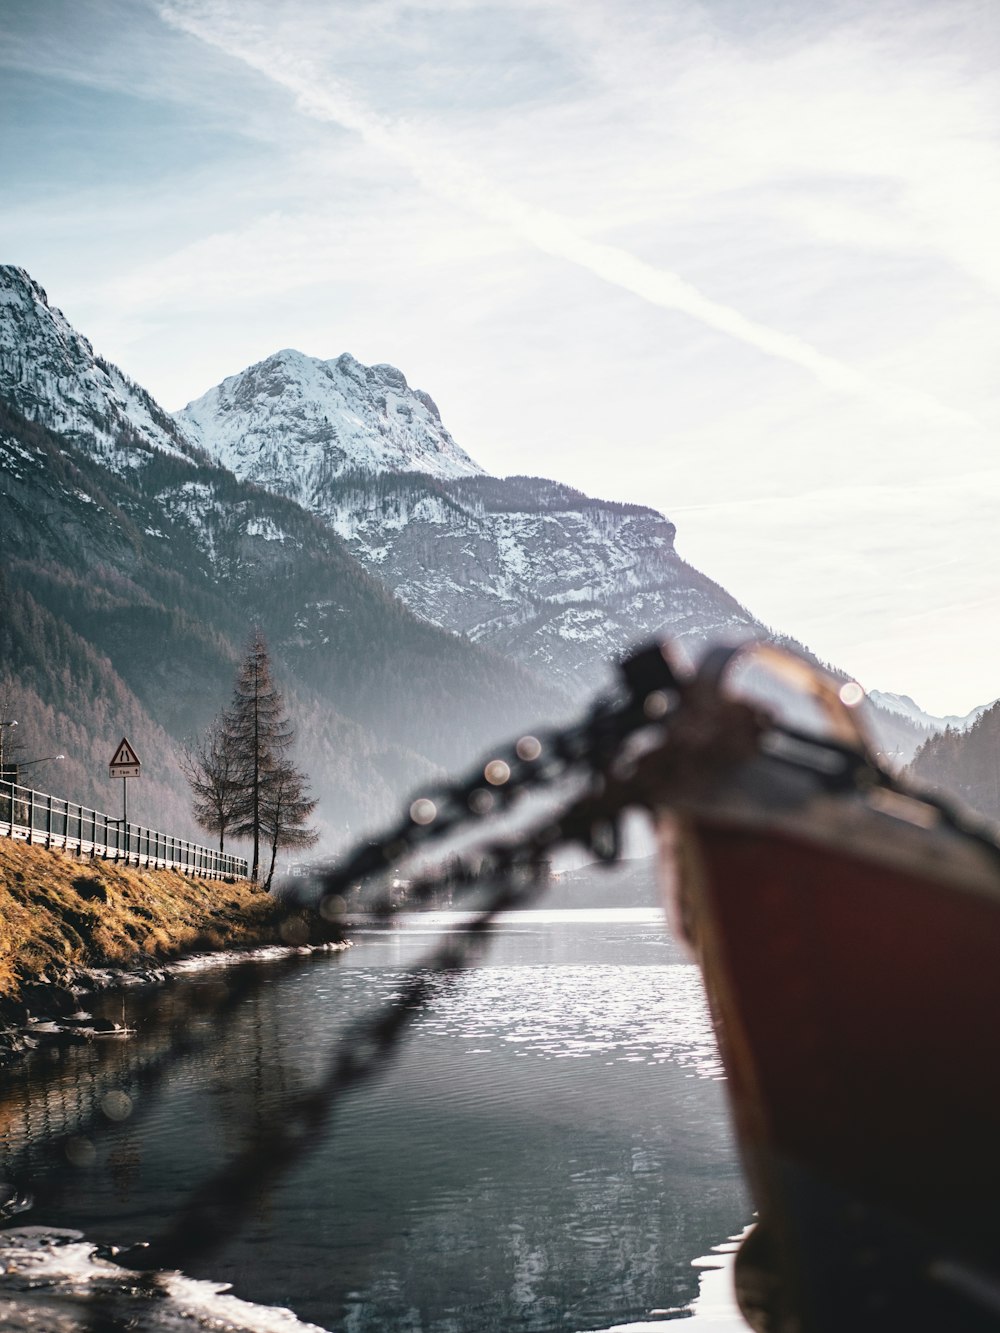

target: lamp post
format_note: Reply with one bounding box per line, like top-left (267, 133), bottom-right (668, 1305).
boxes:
top-left (14, 755), bottom-right (65, 784)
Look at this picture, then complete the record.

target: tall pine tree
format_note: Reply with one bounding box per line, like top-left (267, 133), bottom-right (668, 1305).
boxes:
top-left (227, 630), bottom-right (294, 882)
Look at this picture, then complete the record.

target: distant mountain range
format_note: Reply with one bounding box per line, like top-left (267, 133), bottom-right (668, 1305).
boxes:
top-left (869, 690), bottom-right (990, 737)
top-left (0, 265), bottom-right (944, 852)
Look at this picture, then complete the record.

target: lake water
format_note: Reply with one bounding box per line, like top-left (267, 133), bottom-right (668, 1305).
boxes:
top-left (0, 906), bottom-right (752, 1332)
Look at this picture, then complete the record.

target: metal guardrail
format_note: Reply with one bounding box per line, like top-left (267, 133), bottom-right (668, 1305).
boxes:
top-left (0, 778), bottom-right (248, 880)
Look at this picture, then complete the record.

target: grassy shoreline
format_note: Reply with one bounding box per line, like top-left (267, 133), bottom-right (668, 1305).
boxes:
top-left (0, 839), bottom-right (331, 1053)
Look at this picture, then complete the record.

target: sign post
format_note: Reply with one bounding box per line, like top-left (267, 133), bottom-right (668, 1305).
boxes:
top-left (109, 738), bottom-right (141, 847)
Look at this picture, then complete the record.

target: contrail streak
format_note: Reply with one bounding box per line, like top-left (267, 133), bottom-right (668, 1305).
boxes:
top-left (160, 3), bottom-right (973, 428)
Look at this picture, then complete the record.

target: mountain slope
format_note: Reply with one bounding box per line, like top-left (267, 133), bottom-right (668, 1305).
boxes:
top-left (178, 358), bottom-right (769, 695)
top-left (0, 270), bottom-right (571, 851)
top-left (178, 348), bottom-right (947, 761)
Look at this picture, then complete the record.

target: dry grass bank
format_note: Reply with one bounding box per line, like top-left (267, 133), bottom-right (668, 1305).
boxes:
top-left (0, 839), bottom-right (290, 1003)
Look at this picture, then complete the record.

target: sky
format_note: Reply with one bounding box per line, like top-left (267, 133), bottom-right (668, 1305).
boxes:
top-left (2, 0), bottom-right (999, 714)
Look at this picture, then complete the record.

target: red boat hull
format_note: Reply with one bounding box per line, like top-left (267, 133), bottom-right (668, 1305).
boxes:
top-left (667, 807), bottom-right (1000, 1331)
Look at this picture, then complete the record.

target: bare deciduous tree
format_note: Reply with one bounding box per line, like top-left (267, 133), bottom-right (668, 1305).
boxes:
top-left (260, 758), bottom-right (319, 892)
top-left (181, 713), bottom-right (243, 853)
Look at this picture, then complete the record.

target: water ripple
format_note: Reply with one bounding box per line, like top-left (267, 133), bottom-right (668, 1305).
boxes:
top-left (395, 964), bottom-right (723, 1078)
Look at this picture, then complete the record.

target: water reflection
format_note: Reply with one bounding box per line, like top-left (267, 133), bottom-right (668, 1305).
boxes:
top-left (414, 963), bottom-right (722, 1073)
top-left (0, 909), bottom-right (750, 1332)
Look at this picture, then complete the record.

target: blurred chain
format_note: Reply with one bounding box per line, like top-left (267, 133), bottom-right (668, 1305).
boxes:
top-left (72, 636), bottom-right (1000, 1331)
top-left (25, 635), bottom-right (930, 1328)
top-left (120, 646), bottom-right (684, 1280)
top-left (78, 631), bottom-right (1000, 1290)
top-left (73, 653), bottom-right (676, 1316)
top-left (66, 636), bottom-right (971, 1326)
top-left (311, 643), bottom-right (683, 924)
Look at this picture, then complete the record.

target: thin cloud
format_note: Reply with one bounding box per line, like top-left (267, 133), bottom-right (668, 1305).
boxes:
top-left (670, 466), bottom-right (1000, 712)
top-left (159, 2), bottom-right (973, 429)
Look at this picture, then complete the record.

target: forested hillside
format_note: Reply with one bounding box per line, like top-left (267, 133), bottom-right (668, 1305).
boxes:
top-left (907, 703), bottom-right (1000, 823)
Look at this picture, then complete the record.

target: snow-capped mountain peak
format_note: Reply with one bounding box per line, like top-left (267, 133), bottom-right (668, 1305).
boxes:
top-left (176, 347), bottom-right (483, 502)
top-left (178, 342), bottom-right (766, 694)
top-left (0, 265), bottom-right (193, 466)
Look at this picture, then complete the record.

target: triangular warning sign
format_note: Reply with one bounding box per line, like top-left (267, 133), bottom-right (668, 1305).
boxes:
top-left (110, 737), bottom-right (140, 768)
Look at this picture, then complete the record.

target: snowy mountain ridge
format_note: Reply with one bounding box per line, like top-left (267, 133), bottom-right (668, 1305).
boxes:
top-left (0, 264), bottom-right (776, 694)
top-left (0, 266), bottom-right (194, 469)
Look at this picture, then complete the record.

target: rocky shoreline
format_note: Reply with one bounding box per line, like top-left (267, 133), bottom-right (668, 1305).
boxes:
top-left (0, 941), bottom-right (348, 1067)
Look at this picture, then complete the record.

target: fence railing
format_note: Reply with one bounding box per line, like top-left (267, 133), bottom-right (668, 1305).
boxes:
top-left (0, 778), bottom-right (247, 880)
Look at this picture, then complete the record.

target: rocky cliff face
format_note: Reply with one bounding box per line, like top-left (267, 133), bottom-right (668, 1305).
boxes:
top-left (177, 357), bottom-right (764, 694)
top-left (324, 471), bottom-right (766, 689)
top-left (174, 342), bottom-right (937, 754)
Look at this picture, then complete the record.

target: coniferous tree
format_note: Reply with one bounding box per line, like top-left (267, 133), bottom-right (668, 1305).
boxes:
top-left (226, 628), bottom-right (326, 883)
top-left (908, 702), bottom-right (1000, 822)
top-left (227, 630), bottom-right (293, 881)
